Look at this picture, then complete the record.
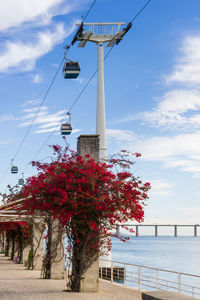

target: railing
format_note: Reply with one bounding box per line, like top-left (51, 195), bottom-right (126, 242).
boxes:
top-left (99, 259), bottom-right (200, 298)
top-left (83, 23), bottom-right (125, 36)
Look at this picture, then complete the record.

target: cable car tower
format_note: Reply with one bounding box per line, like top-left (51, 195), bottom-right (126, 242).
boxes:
top-left (74, 22), bottom-right (131, 161)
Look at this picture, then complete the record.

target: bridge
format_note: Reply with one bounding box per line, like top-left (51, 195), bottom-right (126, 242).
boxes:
top-left (116, 224), bottom-right (200, 237)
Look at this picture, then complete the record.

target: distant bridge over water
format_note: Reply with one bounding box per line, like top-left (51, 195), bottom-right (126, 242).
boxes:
top-left (116, 224), bottom-right (200, 237)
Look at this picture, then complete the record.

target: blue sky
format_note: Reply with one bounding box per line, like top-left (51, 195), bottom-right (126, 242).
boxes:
top-left (0, 0), bottom-right (200, 225)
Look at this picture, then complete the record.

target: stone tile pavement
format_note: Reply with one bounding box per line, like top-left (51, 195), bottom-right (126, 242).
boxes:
top-left (0, 254), bottom-right (141, 300)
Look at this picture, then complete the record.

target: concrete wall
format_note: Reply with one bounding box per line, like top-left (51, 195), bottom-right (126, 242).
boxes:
top-left (142, 291), bottom-right (197, 300)
top-left (77, 135), bottom-right (99, 161)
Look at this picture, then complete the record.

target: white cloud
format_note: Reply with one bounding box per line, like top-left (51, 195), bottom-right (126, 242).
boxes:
top-left (166, 35), bottom-right (200, 86)
top-left (34, 127), bottom-right (59, 134)
top-left (22, 99), bottom-right (40, 107)
top-left (180, 207), bottom-right (200, 216)
top-left (0, 0), bottom-right (75, 33)
top-left (72, 129), bottom-right (81, 134)
top-left (108, 31), bottom-right (200, 181)
top-left (137, 132), bottom-right (200, 177)
top-left (107, 128), bottom-right (200, 177)
top-left (143, 89), bottom-right (200, 128)
top-left (117, 32), bottom-right (200, 130)
top-left (0, 139), bottom-right (12, 145)
top-left (17, 101), bottom-right (79, 135)
top-left (117, 89), bottom-right (200, 130)
top-left (135, 131), bottom-right (200, 161)
top-left (165, 159), bottom-right (200, 178)
top-left (0, 0), bottom-right (87, 73)
top-left (32, 74), bottom-right (43, 83)
top-left (0, 114), bottom-right (16, 122)
top-left (149, 180), bottom-right (173, 196)
top-left (0, 23), bottom-right (74, 73)
top-left (107, 129), bottom-right (135, 142)
top-left (34, 127), bottom-right (80, 134)
top-left (19, 106), bottom-right (67, 132)
top-left (22, 105), bottom-right (47, 114)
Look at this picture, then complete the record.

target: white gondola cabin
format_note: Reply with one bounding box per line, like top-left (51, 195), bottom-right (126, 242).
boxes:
top-left (60, 122), bottom-right (72, 135)
top-left (11, 166), bottom-right (18, 174)
top-left (18, 178), bottom-right (24, 185)
top-left (63, 61), bottom-right (80, 79)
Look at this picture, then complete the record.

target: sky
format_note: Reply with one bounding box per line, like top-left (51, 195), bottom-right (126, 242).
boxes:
top-left (0, 0), bottom-right (200, 226)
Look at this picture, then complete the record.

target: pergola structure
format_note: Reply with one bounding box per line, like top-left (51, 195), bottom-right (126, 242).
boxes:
top-left (0, 198), bottom-right (29, 221)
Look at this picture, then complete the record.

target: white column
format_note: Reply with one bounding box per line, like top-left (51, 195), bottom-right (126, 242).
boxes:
top-left (96, 42), bottom-right (107, 161)
top-left (96, 42), bottom-right (111, 266)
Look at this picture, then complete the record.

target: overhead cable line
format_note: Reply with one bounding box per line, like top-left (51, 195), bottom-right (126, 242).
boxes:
top-left (22, 0), bottom-right (152, 169)
top-left (23, 53), bottom-right (116, 168)
top-left (0, 0), bottom-right (97, 184)
top-left (131, 0), bottom-right (152, 23)
top-left (0, 58), bottom-right (64, 184)
top-left (83, 0), bottom-right (97, 22)
top-left (22, 48), bottom-right (115, 170)
top-left (13, 0), bottom-right (97, 162)
top-left (22, 0), bottom-right (152, 167)
top-left (22, 70), bottom-right (98, 169)
top-left (13, 57), bottom-right (65, 162)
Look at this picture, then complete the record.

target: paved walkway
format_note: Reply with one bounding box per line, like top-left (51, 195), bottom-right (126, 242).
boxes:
top-left (0, 254), bottom-right (141, 300)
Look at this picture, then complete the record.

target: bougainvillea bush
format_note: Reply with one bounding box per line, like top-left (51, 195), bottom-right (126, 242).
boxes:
top-left (21, 144), bottom-right (150, 291)
top-left (0, 221), bottom-right (30, 260)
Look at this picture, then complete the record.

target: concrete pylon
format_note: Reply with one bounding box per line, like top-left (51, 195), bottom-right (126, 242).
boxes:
top-left (50, 219), bottom-right (65, 279)
top-left (22, 244), bottom-right (31, 265)
top-left (32, 219), bottom-right (45, 270)
top-left (77, 135), bottom-right (100, 292)
top-left (0, 233), bottom-right (4, 253)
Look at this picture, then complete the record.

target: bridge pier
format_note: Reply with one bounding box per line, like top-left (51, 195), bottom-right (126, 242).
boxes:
top-left (194, 225), bottom-right (197, 237)
top-left (136, 225), bottom-right (139, 237)
top-left (174, 225), bottom-right (177, 237)
top-left (155, 225), bottom-right (158, 237)
top-left (116, 225), bottom-right (120, 236)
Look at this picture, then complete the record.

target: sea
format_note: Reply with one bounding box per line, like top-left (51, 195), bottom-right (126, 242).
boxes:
top-left (111, 236), bottom-right (200, 276)
top-left (110, 236), bottom-right (200, 295)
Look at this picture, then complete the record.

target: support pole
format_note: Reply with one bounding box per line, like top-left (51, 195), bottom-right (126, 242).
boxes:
top-left (194, 225), bottom-right (197, 237)
top-left (50, 219), bottom-right (65, 279)
top-left (77, 135), bottom-right (100, 292)
top-left (32, 219), bottom-right (45, 270)
top-left (136, 225), bottom-right (139, 237)
top-left (116, 225), bottom-right (120, 236)
top-left (174, 225), bottom-right (177, 237)
top-left (155, 225), bottom-right (158, 237)
top-left (96, 42), bottom-right (107, 161)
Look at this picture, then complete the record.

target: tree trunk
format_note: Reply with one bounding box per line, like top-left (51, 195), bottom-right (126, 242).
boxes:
top-left (11, 231), bottom-right (15, 260)
top-left (5, 235), bottom-right (9, 256)
top-left (18, 229), bottom-right (23, 264)
top-left (43, 217), bottom-right (52, 279)
top-left (70, 243), bottom-right (82, 292)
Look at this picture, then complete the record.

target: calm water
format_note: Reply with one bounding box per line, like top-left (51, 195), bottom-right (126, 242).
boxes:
top-left (111, 236), bottom-right (200, 276)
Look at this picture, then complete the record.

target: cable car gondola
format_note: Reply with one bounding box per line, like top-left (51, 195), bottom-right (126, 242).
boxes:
top-left (61, 112), bottom-right (72, 135)
top-left (11, 166), bottom-right (18, 174)
top-left (11, 159), bottom-right (18, 174)
top-left (18, 178), bottom-right (24, 185)
top-left (18, 173), bottom-right (24, 185)
top-left (62, 45), bottom-right (80, 79)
